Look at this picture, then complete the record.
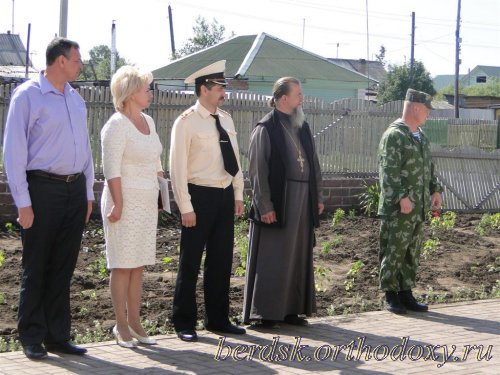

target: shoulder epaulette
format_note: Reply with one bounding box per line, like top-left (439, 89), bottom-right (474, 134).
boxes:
top-left (218, 108), bottom-right (232, 118)
top-left (180, 108), bottom-right (196, 120)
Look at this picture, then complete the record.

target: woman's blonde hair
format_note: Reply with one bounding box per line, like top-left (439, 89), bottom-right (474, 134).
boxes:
top-left (110, 65), bottom-right (153, 111)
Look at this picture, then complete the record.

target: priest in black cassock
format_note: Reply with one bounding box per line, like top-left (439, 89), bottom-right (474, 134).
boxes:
top-left (243, 77), bottom-right (324, 327)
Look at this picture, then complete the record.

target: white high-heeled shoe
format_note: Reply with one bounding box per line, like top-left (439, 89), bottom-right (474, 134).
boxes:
top-left (128, 326), bottom-right (157, 345)
top-left (112, 326), bottom-right (137, 348)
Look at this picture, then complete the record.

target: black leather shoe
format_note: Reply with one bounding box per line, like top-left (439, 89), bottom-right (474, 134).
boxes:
top-left (45, 341), bottom-right (87, 355)
top-left (23, 344), bottom-right (48, 360)
top-left (260, 319), bottom-right (280, 328)
top-left (205, 323), bottom-right (246, 335)
top-left (177, 330), bottom-right (198, 342)
top-left (385, 291), bottom-right (407, 314)
top-left (284, 314), bottom-right (309, 326)
top-left (399, 290), bottom-right (429, 312)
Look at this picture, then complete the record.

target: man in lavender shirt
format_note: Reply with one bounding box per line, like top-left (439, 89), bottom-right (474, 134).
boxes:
top-left (3, 38), bottom-right (94, 359)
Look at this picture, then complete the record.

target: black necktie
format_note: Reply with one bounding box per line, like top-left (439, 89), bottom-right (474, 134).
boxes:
top-left (211, 114), bottom-right (239, 177)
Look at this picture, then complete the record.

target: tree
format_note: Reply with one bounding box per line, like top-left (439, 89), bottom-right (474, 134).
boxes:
top-left (173, 16), bottom-right (234, 59)
top-left (79, 45), bottom-right (127, 81)
top-left (375, 45), bottom-right (386, 66)
top-left (377, 61), bottom-right (436, 105)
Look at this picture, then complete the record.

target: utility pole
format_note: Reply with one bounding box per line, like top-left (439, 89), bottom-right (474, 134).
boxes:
top-left (111, 20), bottom-right (117, 76)
top-left (168, 5), bottom-right (176, 57)
top-left (59, 0), bottom-right (68, 37)
top-left (11, 0), bottom-right (15, 33)
top-left (454, 0), bottom-right (462, 118)
top-left (302, 18), bottom-right (305, 48)
top-left (365, 0), bottom-right (370, 98)
top-left (410, 12), bottom-right (415, 87)
top-left (25, 23), bottom-right (31, 78)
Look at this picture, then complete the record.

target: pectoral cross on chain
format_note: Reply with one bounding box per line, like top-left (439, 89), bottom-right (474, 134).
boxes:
top-left (297, 152), bottom-right (305, 173)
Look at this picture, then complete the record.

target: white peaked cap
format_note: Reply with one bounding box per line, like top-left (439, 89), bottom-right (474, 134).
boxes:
top-left (184, 60), bottom-right (227, 85)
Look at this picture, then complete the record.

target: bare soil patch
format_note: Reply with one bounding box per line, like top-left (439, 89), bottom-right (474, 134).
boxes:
top-left (0, 212), bottom-right (498, 345)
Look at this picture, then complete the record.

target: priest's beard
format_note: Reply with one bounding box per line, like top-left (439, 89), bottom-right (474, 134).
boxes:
top-left (291, 106), bottom-right (305, 128)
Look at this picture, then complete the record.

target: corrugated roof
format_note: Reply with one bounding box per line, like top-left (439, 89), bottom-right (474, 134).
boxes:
top-left (153, 33), bottom-right (376, 84)
top-left (433, 74), bottom-right (464, 90)
top-left (0, 33), bottom-right (31, 66)
top-left (0, 65), bottom-right (39, 79)
top-left (152, 35), bottom-right (255, 79)
top-left (328, 58), bottom-right (387, 82)
top-left (474, 65), bottom-right (500, 77)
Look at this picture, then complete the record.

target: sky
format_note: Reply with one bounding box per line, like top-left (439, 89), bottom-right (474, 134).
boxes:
top-left (1, 0), bottom-right (499, 77)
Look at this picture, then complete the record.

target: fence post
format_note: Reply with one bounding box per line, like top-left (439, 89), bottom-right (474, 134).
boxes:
top-left (497, 118), bottom-right (500, 149)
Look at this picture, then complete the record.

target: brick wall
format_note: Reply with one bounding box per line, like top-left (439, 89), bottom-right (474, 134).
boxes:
top-left (0, 177), bottom-right (377, 221)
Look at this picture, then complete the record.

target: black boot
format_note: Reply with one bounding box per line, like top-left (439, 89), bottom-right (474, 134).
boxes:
top-left (385, 291), bottom-right (407, 314)
top-left (399, 290), bottom-right (428, 312)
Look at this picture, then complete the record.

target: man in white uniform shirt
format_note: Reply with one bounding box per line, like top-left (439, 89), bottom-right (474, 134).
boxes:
top-left (169, 60), bottom-right (246, 342)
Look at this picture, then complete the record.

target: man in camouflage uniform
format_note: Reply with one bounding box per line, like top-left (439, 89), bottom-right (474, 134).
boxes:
top-left (377, 88), bottom-right (443, 314)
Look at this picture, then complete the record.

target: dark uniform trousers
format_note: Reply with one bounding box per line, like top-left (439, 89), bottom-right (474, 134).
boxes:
top-left (172, 183), bottom-right (235, 332)
top-left (18, 173), bottom-right (87, 345)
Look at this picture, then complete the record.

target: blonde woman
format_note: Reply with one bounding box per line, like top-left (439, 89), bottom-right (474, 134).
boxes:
top-left (101, 66), bottom-right (163, 348)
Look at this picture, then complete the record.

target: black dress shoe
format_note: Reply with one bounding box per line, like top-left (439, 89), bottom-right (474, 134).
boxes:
top-left (205, 323), bottom-right (246, 335)
top-left (177, 330), bottom-right (198, 342)
top-left (23, 344), bottom-right (48, 360)
top-left (284, 315), bottom-right (309, 326)
top-left (260, 319), bottom-right (280, 328)
top-left (398, 290), bottom-right (429, 312)
top-left (45, 341), bottom-right (87, 355)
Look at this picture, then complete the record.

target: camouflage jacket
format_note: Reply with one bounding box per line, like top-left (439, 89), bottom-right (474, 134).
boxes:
top-left (377, 120), bottom-right (442, 218)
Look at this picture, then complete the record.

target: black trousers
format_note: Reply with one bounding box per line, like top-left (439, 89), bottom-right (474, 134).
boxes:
top-left (18, 173), bottom-right (87, 345)
top-left (172, 183), bottom-right (235, 332)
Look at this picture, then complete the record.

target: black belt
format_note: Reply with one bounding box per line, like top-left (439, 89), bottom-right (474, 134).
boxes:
top-left (28, 170), bottom-right (82, 183)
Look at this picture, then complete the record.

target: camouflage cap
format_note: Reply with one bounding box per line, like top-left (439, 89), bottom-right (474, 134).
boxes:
top-left (405, 88), bottom-right (434, 109)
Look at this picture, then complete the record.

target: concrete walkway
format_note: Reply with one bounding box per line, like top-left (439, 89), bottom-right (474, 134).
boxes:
top-left (0, 299), bottom-right (499, 374)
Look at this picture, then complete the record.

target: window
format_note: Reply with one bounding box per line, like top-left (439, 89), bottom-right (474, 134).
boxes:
top-left (476, 76), bottom-right (487, 83)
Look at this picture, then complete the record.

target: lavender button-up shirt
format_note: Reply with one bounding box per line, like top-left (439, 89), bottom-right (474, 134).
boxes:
top-left (3, 72), bottom-right (95, 208)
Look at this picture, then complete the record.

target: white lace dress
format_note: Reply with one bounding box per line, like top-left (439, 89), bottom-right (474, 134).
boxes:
top-left (101, 112), bottom-right (163, 269)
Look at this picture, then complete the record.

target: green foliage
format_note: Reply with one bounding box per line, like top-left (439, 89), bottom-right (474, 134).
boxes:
top-left (79, 45), bottom-right (128, 80)
top-left (344, 260), bottom-right (365, 291)
top-left (4, 222), bottom-right (15, 233)
top-left (491, 280), bottom-right (500, 298)
top-left (78, 306), bottom-right (89, 317)
top-left (74, 320), bottom-right (110, 344)
top-left (87, 253), bottom-right (109, 280)
top-left (80, 289), bottom-right (97, 300)
top-left (173, 16), bottom-right (234, 59)
top-left (475, 213), bottom-right (500, 236)
top-left (348, 209), bottom-right (356, 219)
top-left (331, 208), bottom-right (345, 227)
top-left (377, 61), bottom-right (436, 105)
top-left (429, 211), bottom-right (457, 236)
top-left (486, 257), bottom-right (500, 273)
top-left (241, 194), bottom-right (252, 221)
top-left (314, 265), bottom-right (331, 293)
top-left (0, 337), bottom-right (21, 353)
top-left (375, 45), bottom-right (386, 66)
top-left (437, 77), bottom-right (500, 98)
top-left (359, 181), bottom-right (380, 217)
top-left (422, 238), bottom-right (440, 260)
top-left (234, 220), bottom-right (249, 277)
top-left (321, 236), bottom-right (343, 255)
top-left (0, 251), bottom-right (4, 304)
top-left (161, 256), bottom-right (173, 268)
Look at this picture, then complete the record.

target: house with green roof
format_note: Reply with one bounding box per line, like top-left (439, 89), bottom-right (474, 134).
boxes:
top-left (460, 65), bottom-right (500, 87)
top-left (434, 66), bottom-right (500, 91)
top-left (152, 33), bottom-right (377, 102)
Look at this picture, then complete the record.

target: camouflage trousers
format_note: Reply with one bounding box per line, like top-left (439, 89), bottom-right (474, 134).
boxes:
top-left (379, 214), bottom-right (424, 291)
